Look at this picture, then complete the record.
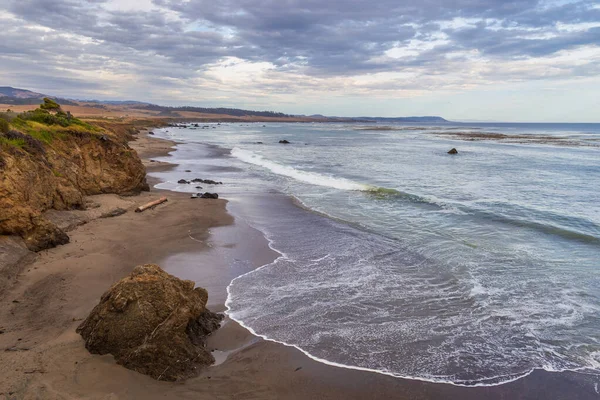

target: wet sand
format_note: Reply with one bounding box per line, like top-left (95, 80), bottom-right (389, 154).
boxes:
top-left (0, 130), bottom-right (597, 399)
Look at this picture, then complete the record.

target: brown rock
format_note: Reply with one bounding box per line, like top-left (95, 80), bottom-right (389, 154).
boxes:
top-left (24, 219), bottom-right (69, 252)
top-left (448, 148), bottom-right (458, 154)
top-left (76, 264), bottom-right (223, 381)
top-left (99, 208), bottom-right (127, 218)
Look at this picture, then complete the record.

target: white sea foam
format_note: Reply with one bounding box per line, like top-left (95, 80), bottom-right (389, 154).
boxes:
top-left (152, 123), bottom-right (600, 389)
top-left (231, 148), bottom-right (370, 191)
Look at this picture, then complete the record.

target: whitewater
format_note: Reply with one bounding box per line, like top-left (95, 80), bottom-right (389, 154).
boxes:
top-left (152, 121), bottom-right (600, 386)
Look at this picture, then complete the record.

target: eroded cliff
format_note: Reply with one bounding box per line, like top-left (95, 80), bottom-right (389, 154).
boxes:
top-left (0, 100), bottom-right (149, 251)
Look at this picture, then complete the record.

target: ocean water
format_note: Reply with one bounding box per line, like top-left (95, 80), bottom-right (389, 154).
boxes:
top-left (151, 122), bottom-right (600, 386)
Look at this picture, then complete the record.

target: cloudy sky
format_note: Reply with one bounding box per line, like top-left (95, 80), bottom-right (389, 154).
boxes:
top-left (1, 0), bottom-right (599, 121)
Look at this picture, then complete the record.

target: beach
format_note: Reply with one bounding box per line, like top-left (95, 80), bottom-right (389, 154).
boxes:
top-left (0, 129), bottom-right (598, 400)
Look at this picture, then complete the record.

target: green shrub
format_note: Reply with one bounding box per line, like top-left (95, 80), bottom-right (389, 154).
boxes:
top-left (39, 97), bottom-right (61, 112)
top-left (17, 108), bottom-right (87, 129)
top-left (0, 118), bottom-right (8, 133)
top-left (0, 130), bottom-right (45, 153)
top-left (17, 109), bottom-right (70, 127)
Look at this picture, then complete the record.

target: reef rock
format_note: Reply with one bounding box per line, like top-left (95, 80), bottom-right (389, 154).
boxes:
top-left (77, 264), bottom-right (223, 381)
top-left (191, 178), bottom-right (222, 185)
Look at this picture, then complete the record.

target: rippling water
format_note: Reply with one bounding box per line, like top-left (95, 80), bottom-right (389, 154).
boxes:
top-left (152, 122), bottom-right (600, 386)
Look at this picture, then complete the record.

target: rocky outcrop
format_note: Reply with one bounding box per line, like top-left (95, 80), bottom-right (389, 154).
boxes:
top-left (191, 178), bottom-right (222, 185)
top-left (0, 125), bottom-right (148, 251)
top-left (77, 264), bottom-right (223, 381)
top-left (191, 192), bottom-right (219, 199)
top-left (179, 178), bottom-right (223, 185)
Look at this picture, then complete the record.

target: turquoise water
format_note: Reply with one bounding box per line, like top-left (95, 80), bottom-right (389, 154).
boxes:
top-left (152, 122), bottom-right (600, 386)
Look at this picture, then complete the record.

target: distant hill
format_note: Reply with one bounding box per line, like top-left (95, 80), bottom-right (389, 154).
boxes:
top-left (0, 86), bottom-right (448, 122)
top-left (358, 116), bottom-right (449, 123)
top-left (140, 104), bottom-right (290, 118)
top-left (0, 86), bottom-right (46, 99)
top-left (305, 114), bottom-right (449, 122)
top-left (0, 86), bottom-right (78, 106)
top-left (80, 100), bottom-right (151, 106)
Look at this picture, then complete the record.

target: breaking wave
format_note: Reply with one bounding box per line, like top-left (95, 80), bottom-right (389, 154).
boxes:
top-left (231, 148), bottom-right (370, 191)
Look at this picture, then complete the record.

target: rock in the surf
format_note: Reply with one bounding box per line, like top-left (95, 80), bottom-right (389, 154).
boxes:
top-left (178, 179), bottom-right (190, 184)
top-left (191, 178), bottom-right (222, 185)
top-left (76, 264), bottom-right (223, 381)
top-left (448, 148), bottom-right (458, 154)
top-left (279, 139), bottom-right (290, 144)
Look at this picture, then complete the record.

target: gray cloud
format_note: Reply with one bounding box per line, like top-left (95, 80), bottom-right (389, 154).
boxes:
top-left (1, 0), bottom-right (599, 101)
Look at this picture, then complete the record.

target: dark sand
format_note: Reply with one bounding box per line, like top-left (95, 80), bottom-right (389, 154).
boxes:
top-left (0, 130), bottom-right (597, 399)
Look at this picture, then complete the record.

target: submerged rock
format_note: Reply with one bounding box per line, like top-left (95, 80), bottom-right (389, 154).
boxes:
top-left (191, 178), bottom-right (222, 185)
top-left (448, 148), bottom-right (458, 154)
top-left (77, 264), bottom-right (223, 381)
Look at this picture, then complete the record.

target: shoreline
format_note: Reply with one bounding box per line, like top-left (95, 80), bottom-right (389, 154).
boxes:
top-left (143, 128), bottom-right (600, 399)
top-left (0, 128), bottom-right (597, 399)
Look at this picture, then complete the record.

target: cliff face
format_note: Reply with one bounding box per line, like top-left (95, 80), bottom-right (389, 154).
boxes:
top-left (0, 123), bottom-right (148, 251)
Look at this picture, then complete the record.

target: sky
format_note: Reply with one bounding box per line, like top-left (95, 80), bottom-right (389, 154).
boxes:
top-left (1, 0), bottom-right (599, 121)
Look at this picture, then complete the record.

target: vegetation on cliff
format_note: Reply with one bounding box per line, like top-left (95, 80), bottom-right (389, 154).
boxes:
top-left (0, 99), bottom-right (149, 251)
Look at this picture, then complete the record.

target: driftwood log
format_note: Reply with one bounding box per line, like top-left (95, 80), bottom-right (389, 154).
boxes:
top-left (135, 197), bottom-right (168, 213)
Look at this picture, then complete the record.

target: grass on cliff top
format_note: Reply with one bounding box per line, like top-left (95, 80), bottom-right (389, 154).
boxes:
top-left (1, 98), bottom-right (105, 148)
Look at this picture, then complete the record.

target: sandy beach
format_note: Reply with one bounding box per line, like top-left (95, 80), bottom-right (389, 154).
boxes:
top-left (0, 130), bottom-right (597, 400)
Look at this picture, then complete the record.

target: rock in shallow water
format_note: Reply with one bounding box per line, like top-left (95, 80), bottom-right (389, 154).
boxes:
top-left (448, 148), bottom-right (458, 154)
top-left (76, 264), bottom-right (223, 381)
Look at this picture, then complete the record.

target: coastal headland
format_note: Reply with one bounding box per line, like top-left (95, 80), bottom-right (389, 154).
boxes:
top-left (0, 106), bottom-right (596, 399)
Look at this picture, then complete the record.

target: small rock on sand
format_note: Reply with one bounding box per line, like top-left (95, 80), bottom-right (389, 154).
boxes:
top-left (100, 208), bottom-right (127, 218)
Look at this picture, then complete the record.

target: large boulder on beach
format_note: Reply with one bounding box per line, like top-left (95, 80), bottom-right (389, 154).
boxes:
top-left (76, 264), bottom-right (223, 381)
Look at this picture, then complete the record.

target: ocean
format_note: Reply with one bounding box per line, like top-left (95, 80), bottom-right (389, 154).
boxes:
top-left (150, 121), bottom-right (600, 387)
